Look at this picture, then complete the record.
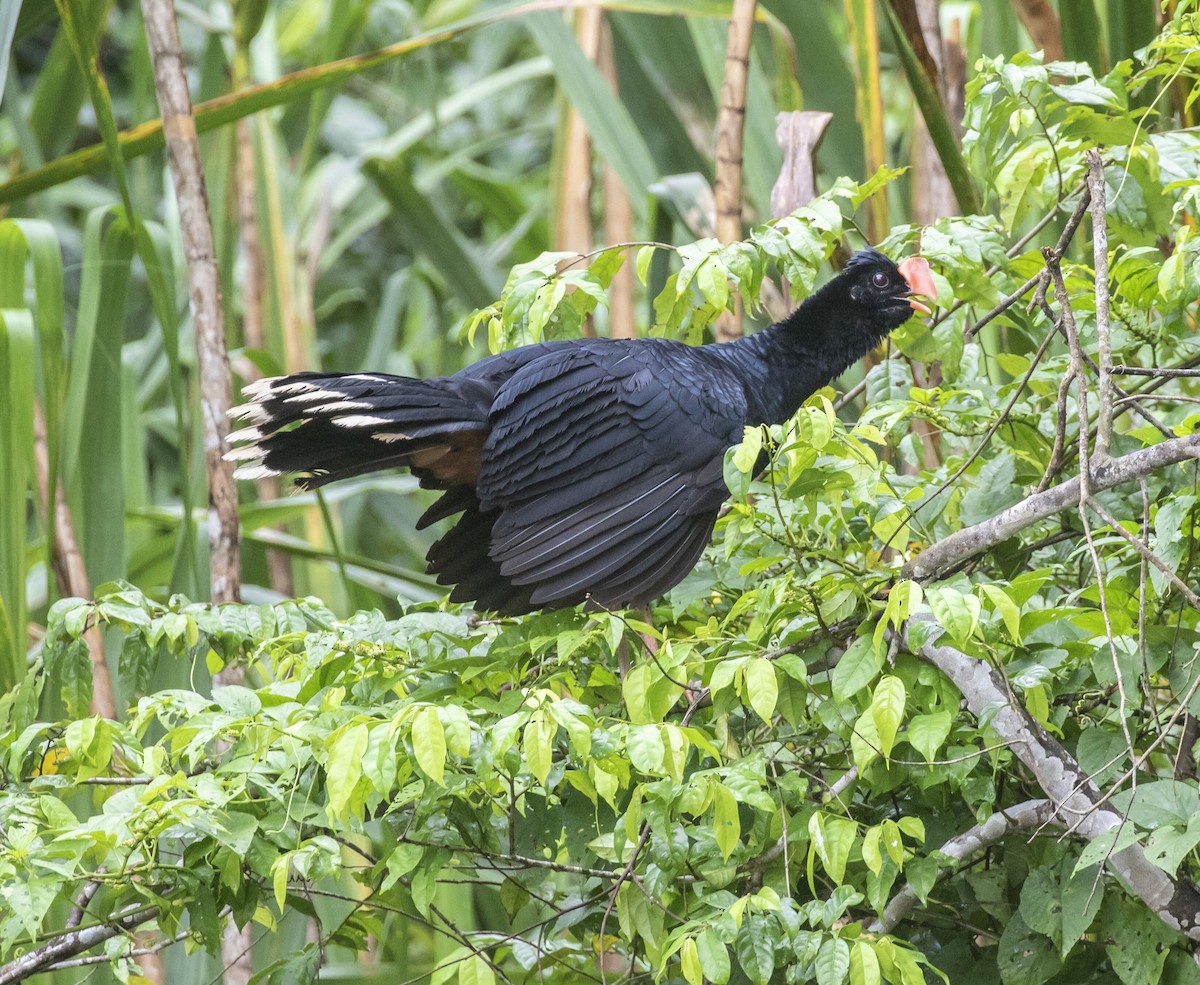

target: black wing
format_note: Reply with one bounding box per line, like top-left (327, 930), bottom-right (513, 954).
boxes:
top-left (471, 341), bottom-right (747, 610)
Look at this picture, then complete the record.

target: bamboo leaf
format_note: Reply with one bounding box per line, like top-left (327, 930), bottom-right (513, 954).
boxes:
top-left (64, 213), bottom-right (134, 588)
top-left (0, 308), bottom-right (34, 688)
top-left (526, 11), bottom-right (657, 221)
top-left (882, 0), bottom-right (981, 215)
top-left (362, 156), bottom-right (499, 308)
top-left (0, 0), bottom-right (754, 205)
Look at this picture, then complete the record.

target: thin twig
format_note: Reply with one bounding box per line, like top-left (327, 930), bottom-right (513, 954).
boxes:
top-left (1085, 499), bottom-right (1200, 611)
top-left (40, 929), bottom-right (193, 973)
top-left (964, 185), bottom-right (1092, 340)
top-left (1113, 365), bottom-right (1200, 379)
top-left (1088, 151), bottom-right (1114, 459)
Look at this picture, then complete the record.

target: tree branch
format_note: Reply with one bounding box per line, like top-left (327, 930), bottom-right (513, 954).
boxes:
top-left (902, 432), bottom-right (1200, 583)
top-left (911, 619), bottom-right (1200, 939)
top-left (870, 799), bottom-right (1057, 934)
top-left (0, 907), bottom-right (159, 984)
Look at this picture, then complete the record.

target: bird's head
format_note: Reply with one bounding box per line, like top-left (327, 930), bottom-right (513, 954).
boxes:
top-left (839, 247), bottom-right (937, 334)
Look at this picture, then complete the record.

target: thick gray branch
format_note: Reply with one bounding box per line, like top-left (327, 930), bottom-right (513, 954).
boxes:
top-left (871, 799), bottom-right (1056, 934)
top-left (0, 907), bottom-right (159, 984)
top-left (913, 620), bottom-right (1200, 939)
top-left (902, 433), bottom-right (1200, 582)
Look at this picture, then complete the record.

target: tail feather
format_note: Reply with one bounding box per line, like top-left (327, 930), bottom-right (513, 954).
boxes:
top-left (226, 372), bottom-right (490, 488)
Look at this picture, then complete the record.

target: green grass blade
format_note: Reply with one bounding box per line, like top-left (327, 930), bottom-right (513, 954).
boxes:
top-left (1060, 0), bottom-right (1104, 74)
top-left (526, 11), bottom-right (658, 221)
top-left (133, 219), bottom-right (199, 594)
top-left (64, 214), bottom-right (135, 588)
top-left (1106, 0), bottom-right (1156, 65)
top-left (0, 220), bottom-right (67, 601)
top-left (28, 0), bottom-right (104, 160)
top-left (0, 308), bottom-right (34, 688)
top-left (0, 0), bottom-right (24, 111)
top-left (362, 156), bottom-right (499, 308)
top-left (54, 0), bottom-right (135, 215)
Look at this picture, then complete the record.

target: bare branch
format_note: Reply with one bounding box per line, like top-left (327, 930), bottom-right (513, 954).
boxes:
top-left (911, 619), bottom-right (1200, 939)
top-left (0, 907), bottom-right (159, 984)
top-left (1113, 365), bottom-right (1200, 379)
top-left (870, 799), bottom-right (1057, 934)
top-left (902, 432), bottom-right (1200, 583)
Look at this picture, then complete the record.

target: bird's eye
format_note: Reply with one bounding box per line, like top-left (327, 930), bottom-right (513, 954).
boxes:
top-left (871, 271), bottom-right (890, 289)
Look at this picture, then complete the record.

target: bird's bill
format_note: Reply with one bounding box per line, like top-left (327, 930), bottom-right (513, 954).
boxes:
top-left (897, 256), bottom-right (937, 315)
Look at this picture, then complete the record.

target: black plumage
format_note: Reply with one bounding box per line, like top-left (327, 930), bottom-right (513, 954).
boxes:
top-left (227, 248), bottom-right (935, 614)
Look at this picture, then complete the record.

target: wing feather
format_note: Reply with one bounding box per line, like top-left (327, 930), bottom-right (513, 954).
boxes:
top-left (477, 341), bottom-right (746, 609)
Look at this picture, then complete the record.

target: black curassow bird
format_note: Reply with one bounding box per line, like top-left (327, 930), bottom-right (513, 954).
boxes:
top-left (228, 248), bottom-right (936, 614)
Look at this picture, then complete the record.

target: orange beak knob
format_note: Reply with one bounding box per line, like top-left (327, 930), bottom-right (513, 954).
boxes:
top-left (897, 256), bottom-right (937, 316)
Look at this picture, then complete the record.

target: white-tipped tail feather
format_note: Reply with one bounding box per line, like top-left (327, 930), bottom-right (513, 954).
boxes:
top-left (232, 463), bottom-right (280, 481)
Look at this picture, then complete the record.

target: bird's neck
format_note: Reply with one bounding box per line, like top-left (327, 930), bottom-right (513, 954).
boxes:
top-left (717, 287), bottom-right (892, 425)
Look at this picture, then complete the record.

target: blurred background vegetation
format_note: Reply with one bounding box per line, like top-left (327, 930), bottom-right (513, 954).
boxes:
top-left (2, 0), bottom-right (1196, 981)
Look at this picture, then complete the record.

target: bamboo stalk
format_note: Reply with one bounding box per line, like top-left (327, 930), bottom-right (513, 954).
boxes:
top-left (598, 16), bottom-right (635, 340)
top-left (714, 0), bottom-right (757, 342)
top-left (140, 2), bottom-right (247, 980)
top-left (32, 401), bottom-right (114, 719)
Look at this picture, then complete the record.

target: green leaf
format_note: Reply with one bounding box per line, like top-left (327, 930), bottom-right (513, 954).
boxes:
top-left (744, 657), bottom-right (779, 723)
top-left (713, 781), bottom-right (740, 861)
top-left (998, 910), bottom-right (1061, 985)
top-left (272, 854), bottom-right (291, 912)
top-left (831, 637), bottom-right (883, 701)
top-left (816, 936), bottom-right (850, 985)
top-left (1060, 861), bottom-right (1103, 959)
top-left (1102, 895), bottom-right (1173, 985)
top-left (850, 940), bottom-right (881, 985)
top-left (736, 915), bottom-right (775, 985)
top-left (459, 955), bottom-right (496, 985)
top-left (732, 425), bottom-right (765, 474)
top-left (926, 587), bottom-right (982, 645)
top-left (809, 813), bottom-right (857, 884)
top-left (411, 708), bottom-right (446, 787)
top-left (327, 724), bottom-right (369, 814)
top-left (980, 584), bottom-right (1023, 643)
top-left (870, 675), bottom-right (906, 759)
top-left (697, 929), bottom-right (731, 984)
top-left (636, 245), bottom-right (655, 285)
top-left (627, 723), bottom-right (665, 774)
top-left (522, 709), bottom-right (555, 786)
top-left (680, 937), bottom-right (703, 985)
top-left (906, 711), bottom-right (952, 763)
